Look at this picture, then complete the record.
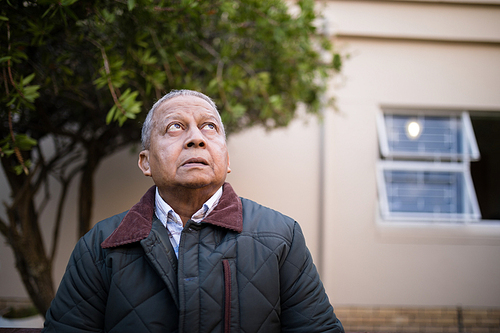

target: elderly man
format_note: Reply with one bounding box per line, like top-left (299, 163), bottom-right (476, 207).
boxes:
top-left (43, 90), bottom-right (344, 332)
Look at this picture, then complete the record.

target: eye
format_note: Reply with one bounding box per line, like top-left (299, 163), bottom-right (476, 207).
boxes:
top-left (202, 123), bottom-right (217, 131)
top-left (167, 123), bottom-right (183, 133)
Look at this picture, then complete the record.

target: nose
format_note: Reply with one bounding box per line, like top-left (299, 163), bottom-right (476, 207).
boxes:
top-left (185, 127), bottom-right (206, 148)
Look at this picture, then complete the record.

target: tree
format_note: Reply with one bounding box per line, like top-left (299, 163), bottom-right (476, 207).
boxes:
top-left (0, 0), bottom-right (341, 317)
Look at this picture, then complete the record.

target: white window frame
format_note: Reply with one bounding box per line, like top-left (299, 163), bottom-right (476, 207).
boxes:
top-left (376, 111), bottom-right (480, 162)
top-left (376, 109), bottom-right (481, 223)
top-left (377, 160), bottom-right (481, 222)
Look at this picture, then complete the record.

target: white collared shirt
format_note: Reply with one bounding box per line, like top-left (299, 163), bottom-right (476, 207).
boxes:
top-left (154, 186), bottom-right (223, 258)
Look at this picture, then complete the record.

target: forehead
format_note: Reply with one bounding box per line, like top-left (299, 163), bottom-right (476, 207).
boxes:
top-left (154, 95), bottom-right (219, 122)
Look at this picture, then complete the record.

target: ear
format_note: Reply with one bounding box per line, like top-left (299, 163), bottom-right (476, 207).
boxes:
top-left (138, 150), bottom-right (152, 177)
top-left (226, 153), bottom-right (231, 174)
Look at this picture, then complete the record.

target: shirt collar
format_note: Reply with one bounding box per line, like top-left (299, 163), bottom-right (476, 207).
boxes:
top-left (155, 186), bottom-right (223, 228)
top-left (101, 183), bottom-right (243, 249)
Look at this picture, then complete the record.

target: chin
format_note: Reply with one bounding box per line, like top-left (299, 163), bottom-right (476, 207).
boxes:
top-left (173, 174), bottom-right (225, 191)
top-left (183, 183), bottom-right (211, 189)
top-left (180, 179), bottom-right (217, 190)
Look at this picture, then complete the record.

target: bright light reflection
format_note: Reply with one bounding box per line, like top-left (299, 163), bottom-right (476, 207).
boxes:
top-left (406, 120), bottom-right (422, 139)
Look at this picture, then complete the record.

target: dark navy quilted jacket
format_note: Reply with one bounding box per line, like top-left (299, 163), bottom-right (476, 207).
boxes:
top-left (43, 183), bottom-right (344, 333)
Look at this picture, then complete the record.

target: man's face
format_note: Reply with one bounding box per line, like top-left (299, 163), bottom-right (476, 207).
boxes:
top-left (138, 95), bottom-right (230, 195)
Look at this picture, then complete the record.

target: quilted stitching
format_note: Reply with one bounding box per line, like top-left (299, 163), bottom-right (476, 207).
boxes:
top-left (102, 242), bottom-right (175, 332)
top-left (44, 188), bottom-right (342, 333)
top-left (176, 217), bottom-right (292, 333)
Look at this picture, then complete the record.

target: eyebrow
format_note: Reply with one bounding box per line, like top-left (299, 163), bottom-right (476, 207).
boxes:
top-left (159, 112), bottom-right (222, 127)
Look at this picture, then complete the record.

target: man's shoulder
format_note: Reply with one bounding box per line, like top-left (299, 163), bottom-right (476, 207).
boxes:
top-left (82, 211), bottom-right (129, 244)
top-left (239, 197), bottom-right (296, 238)
top-left (64, 211), bottom-right (130, 267)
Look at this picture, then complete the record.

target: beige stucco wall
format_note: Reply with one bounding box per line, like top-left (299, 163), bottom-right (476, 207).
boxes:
top-left (1, 0), bottom-right (500, 311)
top-left (320, 1), bottom-right (500, 307)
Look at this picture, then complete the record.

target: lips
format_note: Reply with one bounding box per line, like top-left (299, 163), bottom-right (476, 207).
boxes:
top-left (182, 157), bottom-right (208, 166)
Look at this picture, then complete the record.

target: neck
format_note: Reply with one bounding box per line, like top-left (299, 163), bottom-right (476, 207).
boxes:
top-left (158, 185), bottom-right (220, 225)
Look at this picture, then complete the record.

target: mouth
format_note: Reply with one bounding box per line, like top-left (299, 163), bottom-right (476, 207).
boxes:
top-left (182, 158), bottom-right (208, 166)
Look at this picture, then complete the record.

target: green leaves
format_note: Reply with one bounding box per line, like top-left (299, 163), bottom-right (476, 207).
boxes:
top-left (4, 73), bottom-right (41, 110)
top-left (93, 59), bottom-right (132, 90)
top-left (106, 89), bottom-right (143, 126)
top-left (127, 0), bottom-right (136, 11)
top-left (14, 134), bottom-right (38, 151)
top-left (1, 0), bottom-right (342, 153)
top-left (333, 53), bottom-right (342, 72)
top-left (0, 134), bottom-right (38, 175)
top-left (60, 0), bottom-right (79, 6)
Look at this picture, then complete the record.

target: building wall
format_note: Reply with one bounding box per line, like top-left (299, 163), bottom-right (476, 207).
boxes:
top-left (320, 0), bottom-right (500, 307)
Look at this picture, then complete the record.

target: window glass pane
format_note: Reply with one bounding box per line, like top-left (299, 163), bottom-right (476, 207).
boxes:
top-left (384, 169), bottom-right (464, 215)
top-left (384, 114), bottom-right (463, 158)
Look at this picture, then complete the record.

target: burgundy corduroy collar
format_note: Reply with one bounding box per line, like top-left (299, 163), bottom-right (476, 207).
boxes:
top-left (101, 182), bottom-right (243, 249)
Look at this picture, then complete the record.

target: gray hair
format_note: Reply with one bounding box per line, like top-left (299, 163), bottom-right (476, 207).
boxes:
top-left (141, 89), bottom-right (225, 149)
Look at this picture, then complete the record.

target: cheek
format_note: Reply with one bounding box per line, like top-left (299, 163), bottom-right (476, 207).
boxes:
top-left (151, 150), bottom-right (175, 171)
top-left (214, 150), bottom-right (230, 172)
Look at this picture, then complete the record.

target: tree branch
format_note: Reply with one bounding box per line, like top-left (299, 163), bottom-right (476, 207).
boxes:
top-left (199, 40), bottom-right (219, 59)
top-left (2, 66), bottom-right (9, 95)
top-left (49, 177), bottom-right (70, 264)
top-left (6, 22), bottom-right (26, 100)
top-left (86, 37), bottom-right (126, 116)
top-left (8, 111), bottom-right (29, 175)
top-left (1, 200), bottom-right (19, 241)
top-left (149, 28), bottom-right (174, 87)
top-left (8, 160), bottom-right (40, 213)
top-left (217, 60), bottom-right (228, 108)
top-left (5, 23), bottom-right (29, 175)
top-left (0, 214), bottom-right (9, 238)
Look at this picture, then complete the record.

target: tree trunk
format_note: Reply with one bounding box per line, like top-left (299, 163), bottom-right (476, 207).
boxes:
top-left (10, 237), bottom-right (54, 317)
top-left (1, 142), bottom-right (106, 317)
top-left (1, 156), bottom-right (55, 318)
top-left (78, 146), bottom-right (101, 238)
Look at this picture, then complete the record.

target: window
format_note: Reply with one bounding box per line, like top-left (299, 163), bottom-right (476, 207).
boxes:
top-left (378, 113), bottom-right (479, 161)
top-left (376, 109), bottom-right (481, 222)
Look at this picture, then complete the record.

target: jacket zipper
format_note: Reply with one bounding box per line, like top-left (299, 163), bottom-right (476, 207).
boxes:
top-left (222, 259), bottom-right (231, 333)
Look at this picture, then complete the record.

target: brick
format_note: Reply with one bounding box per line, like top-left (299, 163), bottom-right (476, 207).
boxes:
top-left (422, 307), bottom-right (444, 315)
top-left (334, 306), bottom-right (356, 316)
top-left (391, 315), bottom-right (411, 326)
top-left (357, 306), bottom-right (379, 316)
top-left (440, 308), bottom-right (458, 316)
top-left (391, 326), bottom-right (412, 333)
top-left (333, 305), bottom-right (499, 333)
top-left (376, 307), bottom-right (399, 316)
top-left (376, 325), bottom-right (405, 332)
top-left (348, 324), bottom-right (376, 332)
top-left (478, 317), bottom-right (500, 327)
top-left (413, 316), bottom-right (437, 325)
top-left (486, 309), bottom-right (500, 318)
top-left (417, 326), bottom-right (446, 333)
top-left (332, 308), bottom-right (349, 315)
top-left (433, 317), bottom-right (457, 327)
top-left (361, 316), bottom-right (390, 325)
top-left (465, 327), bottom-right (490, 333)
top-left (463, 316), bottom-right (480, 326)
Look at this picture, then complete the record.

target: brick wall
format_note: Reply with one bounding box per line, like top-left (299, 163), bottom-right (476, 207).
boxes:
top-left (334, 306), bottom-right (500, 333)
